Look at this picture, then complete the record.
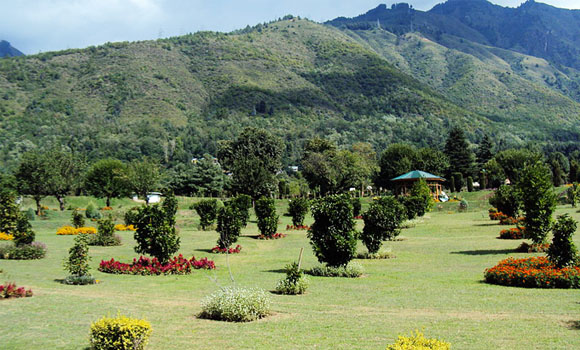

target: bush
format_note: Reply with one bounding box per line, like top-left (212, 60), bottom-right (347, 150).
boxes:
top-left (484, 256), bottom-right (580, 288)
top-left (89, 216), bottom-right (122, 246)
top-left (361, 196), bottom-right (406, 254)
top-left (63, 275), bottom-right (97, 285)
top-left (287, 198), bottom-right (309, 227)
top-left (229, 194), bottom-right (252, 227)
top-left (386, 330), bottom-right (450, 350)
top-left (400, 179), bottom-right (433, 219)
top-left (0, 242), bottom-right (46, 260)
top-left (489, 185), bottom-right (521, 219)
top-left (548, 214), bottom-right (578, 268)
top-left (13, 213), bottom-right (35, 246)
top-left (308, 194), bottom-right (357, 267)
top-left (191, 199), bottom-right (219, 230)
top-left (99, 254), bottom-right (215, 275)
top-left (26, 208), bottom-right (35, 221)
top-left (467, 176), bottom-right (474, 192)
top-left (498, 227), bottom-right (525, 240)
top-left (71, 209), bottom-right (85, 228)
top-left (90, 314), bottom-right (152, 350)
top-left (123, 207), bottom-right (140, 226)
top-left (351, 197), bottom-right (362, 217)
top-left (307, 262), bottom-right (364, 278)
top-left (567, 183), bottom-right (580, 207)
top-left (458, 199), bottom-right (468, 211)
top-left (0, 189), bottom-right (19, 234)
top-left (0, 282), bottom-right (33, 299)
top-left (356, 250), bottom-right (395, 259)
top-left (216, 205), bottom-right (242, 249)
top-left (200, 286), bottom-right (271, 322)
top-left (64, 234), bottom-right (91, 277)
top-left (133, 193), bottom-right (180, 263)
top-left (255, 197), bottom-right (278, 238)
top-left (86, 204), bottom-right (102, 220)
top-left (275, 262), bottom-right (309, 295)
top-left (211, 245), bottom-right (242, 254)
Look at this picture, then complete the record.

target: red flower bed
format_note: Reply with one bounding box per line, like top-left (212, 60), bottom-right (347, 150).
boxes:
top-left (286, 225), bottom-right (310, 230)
top-left (211, 245), bottom-right (242, 254)
top-left (498, 227), bottom-right (525, 240)
top-left (258, 233), bottom-right (286, 240)
top-left (0, 283), bottom-right (33, 298)
top-left (354, 215), bottom-right (363, 220)
top-left (516, 242), bottom-right (550, 253)
top-left (499, 216), bottom-right (518, 225)
top-left (485, 256), bottom-right (580, 288)
top-left (99, 254), bottom-right (215, 275)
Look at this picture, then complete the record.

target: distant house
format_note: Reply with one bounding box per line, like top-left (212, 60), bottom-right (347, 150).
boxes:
top-left (147, 192), bottom-right (162, 203)
top-left (288, 165), bottom-right (299, 172)
top-left (391, 170), bottom-right (445, 199)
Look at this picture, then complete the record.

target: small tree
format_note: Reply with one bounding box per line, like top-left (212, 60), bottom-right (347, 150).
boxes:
top-left (90, 216), bottom-right (120, 246)
top-left (452, 172), bottom-right (464, 192)
top-left (288, 198), bottom-right (309, 227)
top-left (518, 162), bottom-right (557, 244)
top-left (71, 210), bottom-right (86, 228)
top-left (133, 193), bottom-right (180, 263)
top-left (64, 235), bottom-right (91, 277)
top-left (567, 183), bottom-right (580, 207)
top-left (547, 214), bottom-right (578, 268)
top-left (229, 194), bottom-right (252, 227)
top-left (13, 213), bottom-right (35, 246)
top-left (85, 159), bottom-right (130, 207)
top-left (489, 185), bottom-right (521, 218)
top-left (400, 179), bottom-right (432, 219)
top-left (15, 151), bottom-right (52, 215)
top-left (308, 194), bottom-right (357, 267)
top-left (191, 199), bottom-right (219, 230)
top-left (216, 206), bottom-right (242, 249)
top-left (128, 158), bottom-right (161, 204)
top-left (255, 197), bottom-right (278, 238)
top-left (361, 196), bottom-right (406, 254)
top-left (467, 176), bottom-right (474, 192)
top-left (0, 189), bottom-right (19, 235)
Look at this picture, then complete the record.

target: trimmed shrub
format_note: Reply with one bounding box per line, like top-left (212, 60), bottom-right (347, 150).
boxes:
top-left (89, 216), bottom-right (121, 246)
top-left (0, 189), bottom-right (19, 235)
top-left (63, 275), bottom-right (98, 285)
top-left (307, 262), bottom-right (364, 278)
top-left (200, 286), bottom-right (271, 322)
top-left (308, 194), bottom-right (357, 267)
top-left (255, 197), bottom-right (278, 238)
top-left (191, 199), bottom-right (219, 230)
top-left (287, 198), bottom-right (309, 227)
top-left (351, 197), bottom-right (362, 218)
top-left (567, 183), bottom-right (580, 207)
top-left (356, 250), bottom-right (395, 259)
top-left (361, 196), bottom-right (406, 254)
top-left (548, 214), bottom-right (578, 268)
top-left (13, 213), bottom-right (35, 246)
top-left (64, 234), bottom-right (91, 277)
top-left (71, 209), bottom-right (85, 228)
top-left (90, 314), bottom-right (152, 350)
top-left (124, 207), bottom-right (140, 226)
top-left (386, 330), bottom-right (450, 350)
top-left (400, 179), bottom-right (433, 219)
top-left (489, 185), bottom-right (521, 219)
top-left (86, 204), bottom-right (102, 219)
top-left (275, 262), bottom-right (309, 295)
top-left (229, 194), bottom-right (252, 227)
top-left (467, 176), bottom-right (474, 192)
top-left (216, 205), bottom-right (242, 249)
top-left (0, 242), bottom-right (46, 260)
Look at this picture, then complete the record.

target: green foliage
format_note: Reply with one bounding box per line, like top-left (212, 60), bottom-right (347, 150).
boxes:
top-left (288, 198), bottom-right (309, 227)
top-left (0, 189), bottom-right (19, 235)
top-left (13, 213), bottom-right (35, 246)
top-left (494, 149), bottom-right (542, 184)
top-left (476, 134), bottom-right (494, 168)
top-left (89, 216), bottom-right (121, 246)
top-left (71, 209), bottom-right (85, 228)
top-left (444, 126), bottom-right (475, 179)
top-left (308, 194), bottom-right (357, 267)
top-left (46, 149), bottom-right (85, 210)
top-left (547, 214), bottom-right (578, 268)
top-left (167, 155), bottom-right (226, 197)
top-left (62, 275), bottom-right (97, 285)
top-left (25, 208), bottom-right (35, 221)
top-left (124, 207), bottom-right (140, 226)
top-left (459, 199), bottom-right (469, 211)
top-left (361, 196), bottom-right (406, 253)
top-left (85, 204), bottom-right (102, 219)
top-left (15, 151), bottom-right (52, 214)
top-left (200, 287), bottom-right (271, 322)
top-left (400, 179), bottom-right (433, 219)
top-left (0, 242), bottom-right (46, 260)
top-left (90, 314), bottom-right (152, 350)
top-left (567, 183), bottom-right (580, 207)
top-left (216, 206), bottom-right (242, 249)
top-left (452, 172), bottom-right (464, 192)
top-left (307, 262), bottom-right (364, 278)
top-left (351, 197), bottom-right (362, 217)
top-left (64, 235), bottom-right (91, 277)
top-left (518, 162), bottom-right (557, 244)
top-left (255, 197), bottom-right (278, 238)
top-left (128, 158), bottom-right (161, 204)
top-left (84, 159), bottom-right (130, 207)
top-left (229, 194), bottom-right (252, 227)
top-left (133, 193), bottom-right (180, 263)
top-left (467, 176), bottom-right (474, 192)
top-left (275, 262), bottom-right (309, 295)
top-left (377, 144), bottom-right (418, 189)
top-left (489, 185), bottom-right (521, 218)
top-left (191, 199), bottom-right (219, 230)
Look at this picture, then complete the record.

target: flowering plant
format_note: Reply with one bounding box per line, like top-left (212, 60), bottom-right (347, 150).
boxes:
top-left (484, 256), bottom-right (580, 288)
top-left (0, 232), bottom-right (14, 241)
top-left (286, 225), bottom-right (310, 230)
top-left (258, 233), bottom-right (286, 240)
top-left (56, 226), bottom-right (97, 235)
top-left (498, 227), bottom-right (525, 240)
top-left (0, 282), bottom-right (33, 298)
top-left (114, 224), bottom-right (136, 231)
top-left (99, 254), bottom-right (215, 275)
top-left (211, 245), bottom-right (242, 254)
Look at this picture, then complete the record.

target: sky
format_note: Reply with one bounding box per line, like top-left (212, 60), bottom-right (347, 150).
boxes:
top-left (2, 0), bottom-right (579, 54)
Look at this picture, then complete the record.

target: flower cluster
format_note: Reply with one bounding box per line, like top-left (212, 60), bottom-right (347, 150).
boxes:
top-left (286, 225), bottom-right (310, 230)
top-left (99, 254), bottom-right (215, 275)
top-left (101, 206), bottom-right (113, 211)
top-left (0, 282), bottom-right (33, 298)
top-left (211, 245), bottom-right (242, 254)
top-left (516, 242), bottom-right (550, 253)
top-left (484, 256), bottom-right (580, 288)
top-left (353, 215), bottom-right (363, 220)
top-left (56, 226), bottom-right (97, 235)
top-left (499, 216), bottom-right (518, 225)
top-left (498, 227), bottom-right (525, 239)
top-left (0, 232), bottom-right (14, 241)
top-left (114, 224), bottom-right (136, 231)
top-left (258, 233), bottom-right (286, 240)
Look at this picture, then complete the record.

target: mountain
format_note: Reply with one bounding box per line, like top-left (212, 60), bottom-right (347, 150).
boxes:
top-left (0, 41), bottom-right (24, 58)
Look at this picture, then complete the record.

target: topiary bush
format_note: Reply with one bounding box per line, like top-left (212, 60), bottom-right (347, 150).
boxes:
top-left (548, 214), bottom-right (578, 268)
top-left (229, 194), bottom-right (252, 227)
top-left (255, 197), bottom-right (278, 238)
top-left (90, 314), bottom-right (152, 350)
top-left (361, 196), bottom-right (406, 254)
top-left (71, 209), bottom-right (85, 228)
top-left (199, 286), bottom-right (271, 322)
top-left (13, 213), bottom-right (35, 246)
top-left (386, 330), bottom-right (450, 350)
top-left (275, 262), bottom-right (309, 295)
top-left (191, 199), bottom-right (219, 230)
top-left (85, 204), bottom-right (102, 220)
top-left (489, 185), bottom-right (521, 219)
top-left (287, 198), bottom-right (309, 227)
top-left (89, 216), bottom-right (121, 247)
top-left (308, 194), bottom-right (357, 267)
top-left (216, 205), bottom-right (242, 250)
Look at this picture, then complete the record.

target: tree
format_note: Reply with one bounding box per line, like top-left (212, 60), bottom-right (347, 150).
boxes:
top-left (476, 134), bottom-right (494, 169)
top-left (482, 158), bottom-right (505, 188)
top-left (218, 128), bottom-right (282, 199)
top-left (228, 194), bottom-right (252, 227)
top-left (517, 162), bottom-right (557, 244)
top-left (85, 159), bottom-right (130, 207)
top-left (216, 205), bottom-right (242, 249)
top-left (377, 144), bottom-right (418, 189)
top-left (570, 160), bottom-right (580, 183)
top-left (351, 142), bottom-right (379, 195)
top-left (301, 137), bottom-right (339, 195)
top-left (288, 198), bottom-right (309, 227)
top-left (255, 197), bottom-right (278, 238)
top-left (547, 214), bottom-right (577, 268)
top-left (444, 126), bottom-right (475, 179)
top-left (64, 235), bottom-right (91, 277)
top-left (13, 213), bottom-right (35, 246)
top-left (308, 194), bottom-right (357, 267)
top-left (46, 149), bottom-right (86, 211)
top-left (489, 185), bottom-right (521, 218)
top-left (415, 148), bottom-right (449, 177)
top-left (192, 199), bottom-right (220, 230)
top-left (0, 189), bottom-right (19, 235)
top-left (550, 159), bottom-right (563, 187)
top-left (15, 151), bottom-right (52, 215)
top-left (400, 179), bottom-right (433, 219)
top-left (494, 149), bottom-right (542, 184)
top-left (168, 155), bottom-right (225, 197)
top-left (128, 158), bottom-right (161, 204)
top-left (361, 196), bottom-right (406, 254)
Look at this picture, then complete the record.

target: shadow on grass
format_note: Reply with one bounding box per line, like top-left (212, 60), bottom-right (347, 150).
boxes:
top-left (566, 321), bottom-right (580, 330)
top-left (194, 248), bottom-right (215, 254)
top-left (263, 268), bottom-right (287, 274)
top-left (473, 223), bottom-right (500, 227)
top-left (450, 249), bottom-right (518, 256)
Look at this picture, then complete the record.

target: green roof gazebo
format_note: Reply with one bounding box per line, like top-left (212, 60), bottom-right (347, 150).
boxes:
top-left (391, 170), bottom-right (445, 199)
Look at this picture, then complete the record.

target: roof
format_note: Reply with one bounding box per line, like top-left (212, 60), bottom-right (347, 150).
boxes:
top-left (391, 170), bottom-right (445, 182)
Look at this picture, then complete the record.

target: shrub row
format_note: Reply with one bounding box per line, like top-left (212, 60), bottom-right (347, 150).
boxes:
top-left (484, 257), bottom-right (580, 288)
top-left (99, 255), bottom-right (215, 275)
top-left (0, 242), bottom-right (46, 260)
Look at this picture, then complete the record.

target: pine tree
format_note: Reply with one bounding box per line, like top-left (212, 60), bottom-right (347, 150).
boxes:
top-left (476, 134), bottom-right (493, 169)
top-left (444, 127), bottom-right (475, 179)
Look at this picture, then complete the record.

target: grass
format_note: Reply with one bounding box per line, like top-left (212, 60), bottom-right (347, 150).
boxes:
top-left (1, 194), bottom-right (580, 349)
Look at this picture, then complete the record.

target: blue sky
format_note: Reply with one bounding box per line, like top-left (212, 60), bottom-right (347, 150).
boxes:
top-left (2, 0), bottom-right (579, 54)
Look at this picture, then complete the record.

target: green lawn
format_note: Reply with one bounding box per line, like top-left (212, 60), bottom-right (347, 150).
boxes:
top-left (1, 194), bottom-right (580, 349)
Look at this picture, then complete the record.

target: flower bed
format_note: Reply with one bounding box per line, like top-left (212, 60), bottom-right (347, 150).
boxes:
top-left (484, 256), bottom-right (580, 288)
top-left (56, 226), bottom-right (97, 235)
top-left (0, 282), bottom-right (33, 298)
top-left (0, 232), bottom-right (14, 241)
top-left (257, 233), bottom-right (286, 240)
top-left (99, 254), bottom-right (215, 275)
top-left (211, 245), bottom-right (242, 254)
top-left (489, 209), bottom-right (506, 221)
top-left (101, 206), bottom-right (113, 211)
top-left (499, 216), bottom-right (518, 225)
top-left (498, 227), bottom-right (525, 240)
top-left (286, 225), bottom-right (310, 230)
top-left (114, 224), bottom-right (136, 231)
top-left (353, 215), bottom-right (363, 220)
top-left (516, 242), bottom-right (550, 253)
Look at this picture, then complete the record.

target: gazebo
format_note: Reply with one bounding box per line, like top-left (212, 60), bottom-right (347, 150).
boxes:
top-left (391, 170), bottom-right (445, 199)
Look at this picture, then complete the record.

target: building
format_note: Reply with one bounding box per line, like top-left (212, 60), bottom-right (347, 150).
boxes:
top-left (391, 170), bottom-right (445, 199)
